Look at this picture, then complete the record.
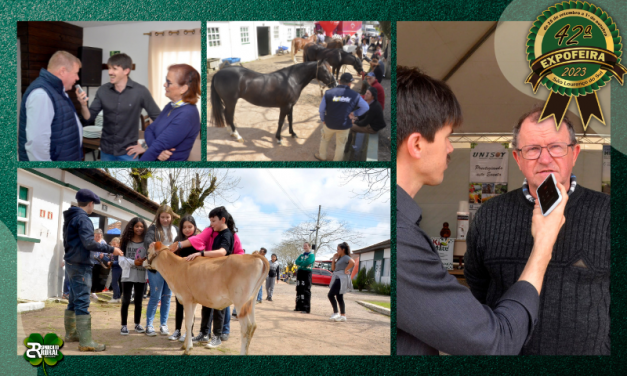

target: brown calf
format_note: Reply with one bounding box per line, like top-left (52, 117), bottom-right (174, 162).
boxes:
top-left (147, 242), bottom-right (269, 355)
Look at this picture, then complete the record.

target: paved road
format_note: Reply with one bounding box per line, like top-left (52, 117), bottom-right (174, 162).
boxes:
top-left (18, 280), bottom-right (390, 356)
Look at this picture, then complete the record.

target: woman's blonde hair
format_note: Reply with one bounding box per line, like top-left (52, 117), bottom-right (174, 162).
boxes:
top-left (152, 205), bottom-right (176, 243)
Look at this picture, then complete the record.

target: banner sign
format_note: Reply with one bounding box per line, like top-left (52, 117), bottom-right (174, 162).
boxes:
top-left (469, 144), bottom-right (509, 221)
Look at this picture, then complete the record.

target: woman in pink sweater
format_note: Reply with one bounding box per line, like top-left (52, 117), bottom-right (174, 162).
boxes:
top-left (169, 226), bottom-right (244, 255)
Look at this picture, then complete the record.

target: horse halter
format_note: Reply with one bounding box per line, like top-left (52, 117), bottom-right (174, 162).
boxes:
top-left (316, 61), bottom-right (336, 91)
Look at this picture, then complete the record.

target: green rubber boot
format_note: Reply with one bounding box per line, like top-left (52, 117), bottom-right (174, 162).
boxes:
top-left (64, 310), bottom-right (79, 342)
top-left (75, 314), bottom-right (105, 352)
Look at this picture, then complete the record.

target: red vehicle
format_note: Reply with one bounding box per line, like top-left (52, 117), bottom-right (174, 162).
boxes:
top-left (311, 268), bottom-right (333, 286)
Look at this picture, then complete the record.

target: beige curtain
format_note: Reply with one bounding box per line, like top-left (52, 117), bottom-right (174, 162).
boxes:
top-left (148, 28), bottom-right (201, 110)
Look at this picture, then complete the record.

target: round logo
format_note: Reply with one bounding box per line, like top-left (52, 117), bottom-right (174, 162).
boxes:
top-left (525, 1), bottom-right (626, 129)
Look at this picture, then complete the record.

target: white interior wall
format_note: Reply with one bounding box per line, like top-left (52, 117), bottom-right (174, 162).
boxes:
top-left (82, 22), bottom-right (200, 90)
top-left (415, 148), bottom-right (604, 239)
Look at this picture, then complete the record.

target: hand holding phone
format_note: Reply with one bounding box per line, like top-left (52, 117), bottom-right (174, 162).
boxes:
top-left (75, 84), bottom-right (88, 105)
top-left (536, 173), bottom-right (563, 216)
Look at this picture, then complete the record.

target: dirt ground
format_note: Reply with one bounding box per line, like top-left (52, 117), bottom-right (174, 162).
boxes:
top-left (207, 52), bottom-right (391, 161)
top-left (18, 280), bottom-right (390, 356)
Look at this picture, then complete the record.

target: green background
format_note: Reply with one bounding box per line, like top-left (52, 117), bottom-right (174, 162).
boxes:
top-left (2, 0), bottom-right (624, 374)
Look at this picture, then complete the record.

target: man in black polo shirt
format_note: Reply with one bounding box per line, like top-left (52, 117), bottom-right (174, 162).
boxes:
top-left (316, 73), bottom-right (369, 161)
top-left (76, 53), bottom-right (160, 161)
top-left (396, 66), bottom-right (568, 355)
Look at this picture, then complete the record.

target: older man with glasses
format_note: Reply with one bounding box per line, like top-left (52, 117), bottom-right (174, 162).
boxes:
top-left (464, 106), bottom-right (610, 355)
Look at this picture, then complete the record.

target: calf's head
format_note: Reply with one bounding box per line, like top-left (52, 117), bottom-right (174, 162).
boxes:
top-left (146, 241), bottom-right (169, 268)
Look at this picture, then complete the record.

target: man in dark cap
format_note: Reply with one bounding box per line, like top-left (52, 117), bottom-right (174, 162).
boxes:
top-left (351, 86), bottom-right (386, 134)
top-left (63, 189), bottom-right (123, 352)
top-left (316, 72), bottom-right (369, 161)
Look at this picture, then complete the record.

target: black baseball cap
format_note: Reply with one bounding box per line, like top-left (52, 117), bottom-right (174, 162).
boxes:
top-left (340, 73), bottom-right (354, 82)
top-left (76, 189), bottom-right (101, 204)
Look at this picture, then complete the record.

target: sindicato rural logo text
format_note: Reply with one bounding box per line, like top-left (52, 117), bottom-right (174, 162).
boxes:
top-left (23, 333), bottom-right (64, 375)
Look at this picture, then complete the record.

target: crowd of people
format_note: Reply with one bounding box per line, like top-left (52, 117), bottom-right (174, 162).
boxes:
top-left (19, 51), bottom-right (200, 162)
top-left (315, 30), bottom-right (389, 161)
top-left (61, 189), bottom-right (356, 353)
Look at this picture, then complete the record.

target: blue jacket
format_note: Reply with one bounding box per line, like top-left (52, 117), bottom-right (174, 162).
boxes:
top-left (319, 85), bottom-right (369, 130)
top-left (19, 68), bottom-right (83, 161)
top-left (140, 103), bottom-right (200, 161)
top-left (63, 207), bottom-right (113, 266)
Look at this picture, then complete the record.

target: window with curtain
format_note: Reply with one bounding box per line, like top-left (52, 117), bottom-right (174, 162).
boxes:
top-left (208, 27), bottom-right (220, 47)
top-left (240, 27), bottom-right (249, 44)
top-left (148, 27), bottom-right (202, 110)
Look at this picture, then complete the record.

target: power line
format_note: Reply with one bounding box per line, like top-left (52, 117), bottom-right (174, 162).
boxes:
top-left (267, 171), bottom-right (318, 221)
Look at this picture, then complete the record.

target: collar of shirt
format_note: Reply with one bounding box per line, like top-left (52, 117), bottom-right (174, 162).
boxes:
top-left (397, 185), bottom-right (423, 226)
top-left (171, 99), bottom-right (188, 108)
top-left (108, 77), bottom-right (135, 91)
top-left (522, 174), bottom-right (577, 203)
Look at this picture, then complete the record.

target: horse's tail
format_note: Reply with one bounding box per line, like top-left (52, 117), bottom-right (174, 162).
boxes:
top-left (291, 39), bottom-right (297, 63)
top-left (210, 74), bottom-right (226, 128)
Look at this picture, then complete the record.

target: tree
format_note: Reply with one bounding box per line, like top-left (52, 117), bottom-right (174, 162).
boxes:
top-left (273, 238), bottom-right (303, 270)
top-left (340, 168), bottom-right (390, 202)
top-left (277, 212), bottom-right (363, 256)
top-left (108, 168), bottom-right (240, 224)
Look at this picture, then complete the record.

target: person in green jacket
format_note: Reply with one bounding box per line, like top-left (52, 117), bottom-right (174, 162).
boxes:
top-left (294, 242), bottom-right (315, 314)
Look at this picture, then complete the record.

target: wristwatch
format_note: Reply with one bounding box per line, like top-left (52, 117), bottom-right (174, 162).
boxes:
top-left (201, 250), bottom-right (205, 257)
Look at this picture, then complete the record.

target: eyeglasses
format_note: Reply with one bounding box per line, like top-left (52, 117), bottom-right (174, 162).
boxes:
top-left (517, 142), bottom-right (575, 160)
top-left (165, 77), bottom-right (174, 87)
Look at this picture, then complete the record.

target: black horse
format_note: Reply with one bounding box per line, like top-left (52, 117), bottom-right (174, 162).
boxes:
top-left (303, 44), bottom-right (363, 80)
top-left (210, 61), bottom-right (337, 144)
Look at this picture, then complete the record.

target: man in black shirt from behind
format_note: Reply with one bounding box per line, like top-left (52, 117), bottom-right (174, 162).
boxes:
top-left (186, 206), bottom-right (235, 349)
top-left (395, 66), bottom-right (568, 355)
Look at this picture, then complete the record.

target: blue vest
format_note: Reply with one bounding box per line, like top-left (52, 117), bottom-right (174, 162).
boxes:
top-left (323, 85), bottom-right (361, 130)
top-left (19, 68), bottom-right (82, 161)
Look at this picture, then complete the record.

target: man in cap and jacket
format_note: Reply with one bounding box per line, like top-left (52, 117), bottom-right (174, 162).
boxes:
top-left (63, 189), bottom-right (123, 352)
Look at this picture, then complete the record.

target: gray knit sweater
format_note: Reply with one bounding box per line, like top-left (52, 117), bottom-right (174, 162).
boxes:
top-left (464, 185), bottom-right (610, 355)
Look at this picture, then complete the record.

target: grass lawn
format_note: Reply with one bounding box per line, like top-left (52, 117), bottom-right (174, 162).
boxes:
top-left (366, 301), bottom-right (390, 309)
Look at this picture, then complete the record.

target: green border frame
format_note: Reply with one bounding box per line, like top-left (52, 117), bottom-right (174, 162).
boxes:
top-left (2, 0), bottom-right (623, 374)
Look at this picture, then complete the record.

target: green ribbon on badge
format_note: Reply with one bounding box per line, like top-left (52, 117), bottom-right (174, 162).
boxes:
top-left (525, 1), bottom-right (625, 131)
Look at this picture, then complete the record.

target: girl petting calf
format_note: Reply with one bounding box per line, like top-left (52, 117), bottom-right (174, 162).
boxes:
top-left (169, 206), bottom-right (243, 349)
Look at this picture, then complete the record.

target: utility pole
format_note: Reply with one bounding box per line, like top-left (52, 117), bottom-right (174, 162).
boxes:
top-left (313, 205), bottom-right (321, 255)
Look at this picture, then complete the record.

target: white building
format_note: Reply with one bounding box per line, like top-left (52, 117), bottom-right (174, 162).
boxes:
top-left (353, 239), bottom-right (391, 285)
top-left (206, 21), bottom-right (315, 63)
top-left (17, 169), bottom-right (160, 302)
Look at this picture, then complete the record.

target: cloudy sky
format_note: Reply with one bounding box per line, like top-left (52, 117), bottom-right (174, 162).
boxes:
top-left (126, 168), bottom-right (390, 261)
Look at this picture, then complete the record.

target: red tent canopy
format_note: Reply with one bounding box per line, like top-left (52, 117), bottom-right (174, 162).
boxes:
top-left (315, 21), bottom-right (363, 37)
top-left (337, 21), bottom-right (363, 36)
top-left (317, 21), bottom-right (340, 37)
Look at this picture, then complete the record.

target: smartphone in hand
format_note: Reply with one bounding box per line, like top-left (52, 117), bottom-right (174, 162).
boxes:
top-left (536, 173), bottom-right (563, 216)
